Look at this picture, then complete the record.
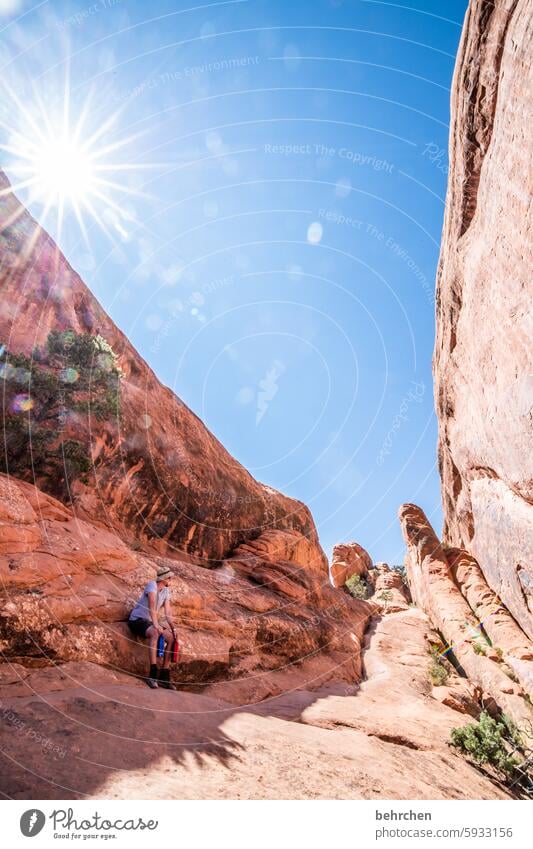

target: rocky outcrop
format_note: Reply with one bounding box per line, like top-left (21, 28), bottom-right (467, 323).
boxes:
top-left (0, 473), bottom-right (371, 694)
top-left (366, 561), bottom-right (410, 612)
top-left (434, 0), bottom-right (533, 637)
top-left (399, 503), bottom-right (533, 732)
top-left (447, 547), bottom-right (533, 694)
top-left (330, 541), bottom-right (372, 588)
top-left (0, 168), bottom-right (319, 564)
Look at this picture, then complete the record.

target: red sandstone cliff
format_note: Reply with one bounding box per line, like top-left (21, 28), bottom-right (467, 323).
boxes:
top-left (398, 0), bottom-right (533, 745)
top-left (1, 1), bottom-right (532, 800)
top-left (433, 0), bottom-right (533, 638)
top-left (0, 166), bottom-right (318, 564)
top-left (0, 167), bottom-right (371, 698)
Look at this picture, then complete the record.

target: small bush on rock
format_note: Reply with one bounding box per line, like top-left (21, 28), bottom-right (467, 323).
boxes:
top-left (377, 589), bottom-right (393, 603)
top-left (428, 646), bottom-right (449, 686)
top-left (345, 574), bottom-right (369, 600)
top-left (450, 711), bottom-right (520, 777)
top-left (1, 330), bottom-right (121, 498)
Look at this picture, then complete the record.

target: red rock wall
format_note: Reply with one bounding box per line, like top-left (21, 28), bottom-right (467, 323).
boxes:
top-left (399, 503), bottom-right (532, 731)
top-left (0, 170), bottom-right (319, 565)
top-left (0, 473), bottom-right (371, 694)
top-left (434, 0), bottom-right (533, 638)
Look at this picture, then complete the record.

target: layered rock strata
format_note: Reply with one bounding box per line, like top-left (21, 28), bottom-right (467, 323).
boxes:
top-left (399, 503), bottom-right (532, 733)
top-left (0, 473), bottom-right (371, 695)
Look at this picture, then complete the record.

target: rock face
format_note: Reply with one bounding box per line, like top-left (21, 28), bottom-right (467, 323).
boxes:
top-left (2, 1), bottom-right (532, 801)
top-left (399, 503), bottom-right (533, 732)
top-left (330, 541), bottom-right (372, 588)
top-left (0, 172), bottom-right (376, 700)
top-left (0, 473), bottom-right (371, 695)
top-left (367, 562), bottom-right (410, 613)
top-left (0, 168), bottom-right (318, 563)
top-left (434, 0), bottom-right (533, 637)
top-left (4, 477), bottom-right (510, 799)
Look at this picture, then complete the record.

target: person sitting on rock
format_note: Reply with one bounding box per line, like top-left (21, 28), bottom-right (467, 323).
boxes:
top-left (128, 565), bottom-right (177, 690)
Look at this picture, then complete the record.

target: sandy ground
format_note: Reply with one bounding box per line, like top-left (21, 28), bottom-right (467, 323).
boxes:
top-left (0, 610), bottom-right (511, 800)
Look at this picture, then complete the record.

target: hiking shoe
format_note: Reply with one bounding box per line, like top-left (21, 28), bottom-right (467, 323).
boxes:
top-left (146, 676), bottom-right (159, 689)
top-left (158, 669), bottom-right (177, 691)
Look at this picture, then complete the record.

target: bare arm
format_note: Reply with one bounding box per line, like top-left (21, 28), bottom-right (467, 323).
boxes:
top-left (147, 590), bottom-right (161, 632)
top-left (164, 597), bottom-right (176, 634)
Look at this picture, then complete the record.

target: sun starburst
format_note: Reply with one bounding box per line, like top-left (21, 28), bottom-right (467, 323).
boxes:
top-left (0, 76), bottom-right (151, 249)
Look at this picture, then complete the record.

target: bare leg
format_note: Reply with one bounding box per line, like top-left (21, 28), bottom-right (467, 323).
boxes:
top-left (147, 625), bottom-right (158, 666)
top-left (161, 628), bottom-right (173, 669)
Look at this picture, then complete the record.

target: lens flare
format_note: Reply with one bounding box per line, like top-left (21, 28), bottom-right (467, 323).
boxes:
top-left (96, 353), bottom-right (114, 371)
top-left (59, 367), bottom-right (79, 384)
top-left (11, 394), bottom-right (34, 413)
top-left (0, 363), bottom-right (16, 381)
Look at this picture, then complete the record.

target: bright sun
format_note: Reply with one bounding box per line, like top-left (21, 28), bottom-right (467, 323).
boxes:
top-left (32, 136), bottom-right (96, 206)
top-left (0, 80), bottom-right (144, 246)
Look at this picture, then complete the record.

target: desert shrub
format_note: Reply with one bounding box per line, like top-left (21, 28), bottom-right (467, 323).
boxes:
top-left (428, 646), bottom-right (449, 686)
top-left (495, 647), bottom-right (504, 660)
top-left (345, 574), bottom-right (369, 600)
top-left (1, 330), bottom-right (121, 497)
top-left (377, 589), bottom-right (393, 603)
top-left (450, 711), bottom-right (520, 777)
top-left (501, 664), bottom-right (519, 683)
top-left (473, 641), bottom-right (486, 656)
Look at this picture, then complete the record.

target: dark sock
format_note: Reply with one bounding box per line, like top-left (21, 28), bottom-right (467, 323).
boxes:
top-left (159, 668), bottom-right (170, 681)
top-left (149, 664), bottom-right (158, 679)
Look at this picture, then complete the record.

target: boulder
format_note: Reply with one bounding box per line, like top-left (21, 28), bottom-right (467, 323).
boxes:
top-left (432, 683), bottom-right (480, 718)
top-left (330, 541), bottom-right (372, 588)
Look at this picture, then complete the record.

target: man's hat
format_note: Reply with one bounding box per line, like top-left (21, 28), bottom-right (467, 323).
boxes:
top-left (156, 566), bottom-right (173, 581)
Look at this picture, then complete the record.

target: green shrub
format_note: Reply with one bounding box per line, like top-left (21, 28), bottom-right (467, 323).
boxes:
top-left (377, 589), bottom-right (393, 604)
top-left (1, 331), bottom-right (121, 498)
top-left (428, 646), bottom-right (449, 686)
top-left (345, 574), bottom-right (369, 600)
top-left (450, 711), bottom-right (520, 776)
top-left (473, 641), bottom-right (486, 656)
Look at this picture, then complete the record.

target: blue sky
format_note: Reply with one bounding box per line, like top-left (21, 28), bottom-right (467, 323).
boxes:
top-left (0, 0), bottom-right (467, 562)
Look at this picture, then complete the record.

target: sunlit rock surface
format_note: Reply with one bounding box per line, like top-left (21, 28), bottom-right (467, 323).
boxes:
top-left (399, 503), bottom-right (532, 731)
top-left (0, 168), bottom-right (321, 564)
top-left (434, 0), bottom-right (533, 637)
